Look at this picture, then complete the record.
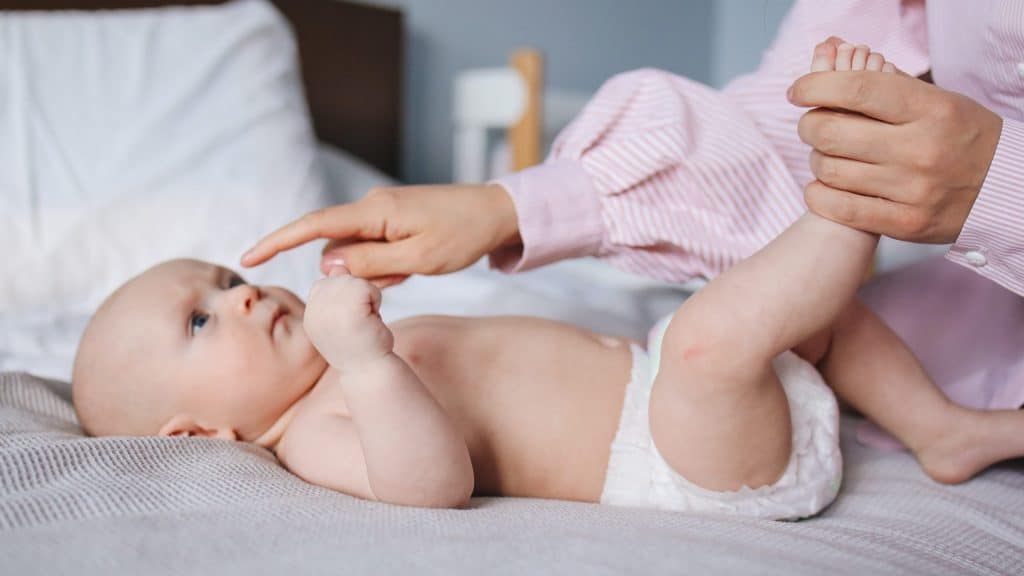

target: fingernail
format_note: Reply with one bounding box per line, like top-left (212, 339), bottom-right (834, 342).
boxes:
top-left (838, 42), bottom-right (854, 51)
top-left (327, 264), bottom-right (350, 277)
top-left (240, 250), bottom-right (253, 264)
top-left (787, 84), bottom-right (794, 101)
top-left (325, 257), bottom-right (345, 268)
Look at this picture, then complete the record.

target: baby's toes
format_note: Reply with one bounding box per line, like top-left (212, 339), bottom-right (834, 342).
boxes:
top-left (810, 36), bottom-right (844, 72)
top-left (866, 51), bottom-right (886, 72)
top-left (882, 62), bottom-right (900, 74)
top-left (850, 45), bottom-right (871, 71)
top-left (835, 42), bottom-right (855, 71)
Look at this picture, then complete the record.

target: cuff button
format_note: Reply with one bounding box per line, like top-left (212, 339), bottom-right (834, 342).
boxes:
top-left (965, 250), bottom-right (988, 267)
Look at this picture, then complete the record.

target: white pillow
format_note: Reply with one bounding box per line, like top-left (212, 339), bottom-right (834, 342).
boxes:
top-left (317, 142), bottom-right (398, 205)
top-left (0, 0), bottom-right (329, 316)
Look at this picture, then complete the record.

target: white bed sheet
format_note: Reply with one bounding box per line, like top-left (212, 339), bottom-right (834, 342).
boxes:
top-left (0, 143), bottom-right (689, 382)
top-left (3, 369), bottom-right (1023, 575)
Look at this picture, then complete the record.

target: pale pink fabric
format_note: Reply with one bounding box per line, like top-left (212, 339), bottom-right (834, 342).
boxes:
top-left (859, 256), bottom-right (1024, 451)
top-left (490, 0), bottom-right (1024, 450)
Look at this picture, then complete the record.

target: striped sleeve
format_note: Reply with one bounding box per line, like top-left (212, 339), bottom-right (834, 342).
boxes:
top-left (489, 68), bottom-right (805, 283)
top-left (722, 0), bottom-right (929, 191)
top-left (946, 118), bottom-right (1024, 296)
top-left (489, 0), bottom-right (930, 283)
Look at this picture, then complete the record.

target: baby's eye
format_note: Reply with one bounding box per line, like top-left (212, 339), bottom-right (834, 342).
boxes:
top-left (190, 312), bottom-right (210, 333)
top-left (227, 274), bottom-right (246, 289)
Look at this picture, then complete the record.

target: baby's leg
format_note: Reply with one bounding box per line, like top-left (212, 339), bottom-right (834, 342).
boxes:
top-left (800, 38), bottom-right (1024, 483)
top-left (649, 213), bottom-right (877, 492)
top-left (820, 300), bottom-right (1024, 484)
top-left (646, 40), bottom-right (904, 492)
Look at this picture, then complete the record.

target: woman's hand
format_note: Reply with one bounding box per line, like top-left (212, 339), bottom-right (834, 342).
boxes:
top-left (241, 184), bottom-right (521, 287)
top-left (788, 53), bottom-right (1003, 243)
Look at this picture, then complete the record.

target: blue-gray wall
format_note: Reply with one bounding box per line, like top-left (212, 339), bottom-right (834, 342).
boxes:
top-left (711, 0), bottom-right (794, 87)
top-left (363, 0), bottom-right (794, 183)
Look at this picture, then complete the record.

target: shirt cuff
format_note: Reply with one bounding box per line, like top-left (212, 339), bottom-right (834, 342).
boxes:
top-left (487, 160), bottom-right (604, 273)
top-left (945, 117), bottom-right (1024, 296)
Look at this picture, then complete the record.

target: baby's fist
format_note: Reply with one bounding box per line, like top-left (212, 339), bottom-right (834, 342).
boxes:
top-left (303, 266), bottom-right (395, 369)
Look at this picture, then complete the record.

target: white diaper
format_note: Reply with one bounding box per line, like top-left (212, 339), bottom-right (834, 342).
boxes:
top-left (600, 315), bottom-right (843, 520)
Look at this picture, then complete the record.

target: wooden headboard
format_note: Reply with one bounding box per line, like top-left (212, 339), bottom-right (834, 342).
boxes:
top-left (0, 0), bottom-right (404, 178)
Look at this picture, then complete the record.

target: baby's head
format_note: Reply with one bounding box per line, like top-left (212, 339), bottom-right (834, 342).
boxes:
top-left (72, 259), bottom-right (326, 441)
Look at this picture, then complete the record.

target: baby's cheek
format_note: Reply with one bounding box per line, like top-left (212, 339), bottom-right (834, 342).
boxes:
top-left (286, 324), bottom-right (323, 367)
top-left (195, 350), bottom-right (255, 408)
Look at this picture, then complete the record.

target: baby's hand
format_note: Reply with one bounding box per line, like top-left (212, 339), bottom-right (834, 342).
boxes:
top-left (303, 265), bottom-right (395, 369)
top-left (810, 36), bottom-right (900, 74)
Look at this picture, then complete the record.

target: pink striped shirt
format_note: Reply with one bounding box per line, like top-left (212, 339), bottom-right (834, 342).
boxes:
top-left (490, 0), bottom-right (1024, 441)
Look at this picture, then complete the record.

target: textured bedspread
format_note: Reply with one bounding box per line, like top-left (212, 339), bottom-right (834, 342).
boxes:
top-left (2, 370), bottom-right (1023, 575)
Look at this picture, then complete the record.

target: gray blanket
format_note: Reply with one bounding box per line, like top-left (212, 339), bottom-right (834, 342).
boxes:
top-left (2, 370), bottom-right (1022, 575)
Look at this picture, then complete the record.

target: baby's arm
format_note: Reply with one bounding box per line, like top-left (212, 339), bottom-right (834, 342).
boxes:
top-left (287, 267), bottom-right (474, 508)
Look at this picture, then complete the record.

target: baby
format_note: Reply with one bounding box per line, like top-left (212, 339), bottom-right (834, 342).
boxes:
top-left (72, 43), bottom-right (1024, 519)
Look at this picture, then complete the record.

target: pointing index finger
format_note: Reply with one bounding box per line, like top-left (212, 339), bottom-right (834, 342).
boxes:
top-left (788, 70), bottom-right (921, 124)
top-left (240, 203), bottom-right (376, 267)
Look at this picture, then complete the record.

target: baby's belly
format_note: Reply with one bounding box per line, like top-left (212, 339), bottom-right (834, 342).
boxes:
top-left (392, 316), bottom-right (636, 502)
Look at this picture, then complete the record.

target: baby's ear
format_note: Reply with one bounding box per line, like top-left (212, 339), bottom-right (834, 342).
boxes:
top-left (158, 413), bottom-right (238, 441)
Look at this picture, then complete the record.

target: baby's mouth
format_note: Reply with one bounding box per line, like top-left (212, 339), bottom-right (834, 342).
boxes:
top-left (269, 305), bottom-right (287, 336)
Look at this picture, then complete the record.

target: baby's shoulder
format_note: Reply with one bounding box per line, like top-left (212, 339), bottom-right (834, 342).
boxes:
top-left (273, 405), bottom-right (375, 500)
top-left (276, 400), bottom-right (345, 458)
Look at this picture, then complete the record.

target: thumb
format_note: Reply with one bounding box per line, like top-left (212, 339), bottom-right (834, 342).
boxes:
top-left (321, 239), bottom-right (424, 279)
top-left (327, 264), bottom-right (351, 278)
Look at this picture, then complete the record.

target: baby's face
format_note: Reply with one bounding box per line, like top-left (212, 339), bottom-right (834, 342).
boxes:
top-left (75, 259), bottom-right (326, 440)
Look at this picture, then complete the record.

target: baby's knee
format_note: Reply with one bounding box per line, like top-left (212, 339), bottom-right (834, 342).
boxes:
top-left (659, 306), bottom-right (771, 392)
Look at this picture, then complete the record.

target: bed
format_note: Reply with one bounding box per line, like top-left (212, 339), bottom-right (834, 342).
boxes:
top-left (1, 1), bottom-right (1023, 574)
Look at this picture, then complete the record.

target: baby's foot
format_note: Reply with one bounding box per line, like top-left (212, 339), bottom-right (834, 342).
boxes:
top-left (809, 36), bottom-right (899, 74)
top-left (912, 405), bottom-right (1024, 484)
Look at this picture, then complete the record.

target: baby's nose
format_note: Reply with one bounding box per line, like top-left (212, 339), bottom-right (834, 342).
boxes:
top-left (228, 284), bottom-right (261, 314)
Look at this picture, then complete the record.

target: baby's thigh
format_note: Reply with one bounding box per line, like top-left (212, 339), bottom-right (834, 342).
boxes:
top-left (647, 321), bottom-right (792, 492)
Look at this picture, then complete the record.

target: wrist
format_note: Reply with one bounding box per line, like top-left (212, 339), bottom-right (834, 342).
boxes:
top-left (333, 350), bottom-right (403, 380)
top-left (484, 183), bottom-right (521, 249)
